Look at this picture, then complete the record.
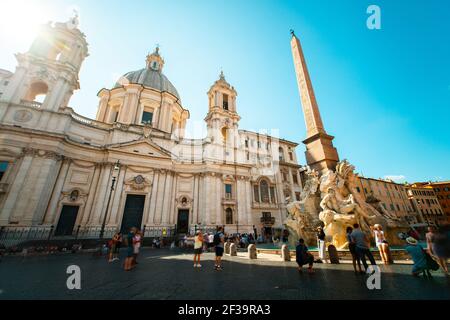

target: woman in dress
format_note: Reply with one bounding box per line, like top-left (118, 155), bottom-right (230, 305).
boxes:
top-left (372, 224), bottom-right (390, 264)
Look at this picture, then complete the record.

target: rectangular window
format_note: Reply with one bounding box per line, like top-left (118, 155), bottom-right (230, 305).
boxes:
top-left (270, 187), bottom-right (276, 203)
top-left (254, 185), bottom-right (260, 202)
top-left (293, 174), bottom-right (298, 185)
top-left (113, 111), bottom-right (119, 122)
top-left (356, 187), bottom-right (361, 193)
top-left (142, 111), bottom-right (153, 125)
top-left (245, 140), bottom-right (249, 148)
top-left (0, 161), bottom-right (8, 181)
top-left (289, 152), bottom-right (294, 161)
top-left (225, 184), bottom-right (232, 198)
top-left (223, 94), bottom-right (229, 110)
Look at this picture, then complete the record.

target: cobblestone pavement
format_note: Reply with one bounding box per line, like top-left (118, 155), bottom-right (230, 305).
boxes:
top-left (0, 248), bottom-right (449, 300)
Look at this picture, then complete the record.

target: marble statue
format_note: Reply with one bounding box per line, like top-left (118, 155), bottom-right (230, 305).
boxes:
top-left (285, 160), bottom-right (409, 249)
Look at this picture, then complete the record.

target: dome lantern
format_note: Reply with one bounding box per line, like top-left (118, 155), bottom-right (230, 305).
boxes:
top-left (145, 46), bottom-right (164, 72)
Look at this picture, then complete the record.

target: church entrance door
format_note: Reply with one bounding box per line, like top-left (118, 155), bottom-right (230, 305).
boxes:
top-left (55, 205), bottom-right (79, 236)
top-left (120, 195), bottom-right (145, 234)
top-left (177, 209), bottom-right (189, 234)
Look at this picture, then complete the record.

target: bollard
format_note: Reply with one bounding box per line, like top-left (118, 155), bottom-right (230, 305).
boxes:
top-left (281, 244), bottom-right (291, 261)
top-left (248, 244), bottom-right (257, 259)
top-left (230, 243), bottom-right (237, 256)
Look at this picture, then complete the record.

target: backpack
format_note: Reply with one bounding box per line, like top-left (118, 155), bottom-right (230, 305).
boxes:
top-left (213, 233), bottom-right (221, 246)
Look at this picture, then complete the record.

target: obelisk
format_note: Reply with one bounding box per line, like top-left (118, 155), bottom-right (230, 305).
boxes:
top-left (290, 31), bottom-right (339, 174)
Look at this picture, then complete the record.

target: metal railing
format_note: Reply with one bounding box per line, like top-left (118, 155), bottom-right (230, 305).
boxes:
top-left (0, 225), bottom-right (177, 248)
top-left (0, 225), bottom-right (53, 248)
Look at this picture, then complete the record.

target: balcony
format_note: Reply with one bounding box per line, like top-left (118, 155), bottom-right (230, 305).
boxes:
top-left (222, 194), bottom-right (236, 205)
top-left (252, 202), bottom-right (278, 209)
top-left (20, 100), bottom-right (42, 109)
top-left (260, 217), bottom-right (276, 225)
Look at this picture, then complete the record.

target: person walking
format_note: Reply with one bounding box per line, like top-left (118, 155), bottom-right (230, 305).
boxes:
top-left (193, 230), bottom-right (204, 268)
top-left (124, 228), bottom-right (135, 271)
top-left (316, 226), bottom-right (327, 263)
top-left (372, 224), bottom-right (391, 264)
top-left (426, 226), bottom-right (449, 275)
top-left (132, 228), bottom-right (142, 266)
top-left (296, 239), bottom-right (314, 273)
top-left (109, 232), bottom-right (122, 262)
top-left (214, 226), bottom-right (225, 271)
top-left (405, 237), bottom-right (432, 278)
top-left (347, 226), bottom-right (363, 274)
top-left (351, 224), bottom-right (376, 273)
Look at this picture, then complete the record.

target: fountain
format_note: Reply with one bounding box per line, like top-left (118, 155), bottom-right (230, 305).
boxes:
top-left (286, 160), bottom-right (410, 249)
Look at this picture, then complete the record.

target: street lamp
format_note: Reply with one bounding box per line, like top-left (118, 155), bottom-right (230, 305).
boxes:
top-left (100, 160), bottom-right (121, 239)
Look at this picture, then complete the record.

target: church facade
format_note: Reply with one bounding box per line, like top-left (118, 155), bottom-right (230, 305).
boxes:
top-left (0, 19), bottom-right (303, 240)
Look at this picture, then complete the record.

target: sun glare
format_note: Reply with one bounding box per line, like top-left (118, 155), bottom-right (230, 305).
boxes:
top-left (0, 0), bottom-right (55, 48)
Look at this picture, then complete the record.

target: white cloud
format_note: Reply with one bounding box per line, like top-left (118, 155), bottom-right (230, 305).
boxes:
top-left (383, 175), bottom-right (407, 183)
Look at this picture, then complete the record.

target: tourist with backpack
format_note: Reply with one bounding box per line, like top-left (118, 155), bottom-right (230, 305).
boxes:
top-left (214, 226), bottom-right (225, 271)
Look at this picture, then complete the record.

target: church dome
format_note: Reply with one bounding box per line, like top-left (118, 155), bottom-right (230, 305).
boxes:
top-left (114, 47), bottom-right (180, 100)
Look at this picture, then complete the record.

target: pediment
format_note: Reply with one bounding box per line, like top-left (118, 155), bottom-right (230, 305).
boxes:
top-left (108, 140), bottom-right (174, 159)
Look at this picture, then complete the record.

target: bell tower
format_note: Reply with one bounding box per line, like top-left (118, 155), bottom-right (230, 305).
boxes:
top-left (1, 14), bottom-right (89, 112)
top-left (205, 72), bottom-right (241, 147)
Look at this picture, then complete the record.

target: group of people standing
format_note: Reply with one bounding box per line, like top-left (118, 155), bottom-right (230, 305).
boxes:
top-left (106, 228), bottom-right (142, 271)
top-left (193, 226), bottom-right (226, 270)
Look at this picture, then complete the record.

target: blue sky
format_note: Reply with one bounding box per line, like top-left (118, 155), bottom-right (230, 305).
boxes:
top-left (0, 0), bottom-right (449, 183)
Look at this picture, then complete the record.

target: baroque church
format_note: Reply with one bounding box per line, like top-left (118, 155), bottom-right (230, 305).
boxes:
top-left (0, 18), bottom-right (303, 239)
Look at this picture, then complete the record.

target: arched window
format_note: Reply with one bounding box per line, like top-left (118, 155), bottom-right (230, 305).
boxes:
top-left (225, 208), bottom-right (233, 224)
top-left (24, 81), bottom-right (48, 104)
top-left (260, 180), bottom-right (270, 203)
top-left (278, 147), bottom-right (285, 162)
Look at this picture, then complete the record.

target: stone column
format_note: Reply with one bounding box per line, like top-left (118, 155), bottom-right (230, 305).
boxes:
top-left (96, 90), bottom-right (110, 122)
top-left (80, 163), bottom-right (101, 225)
top-left (107, 166), bottom-right (126, 225)
top-left (10, 154), bottom-right (57, 224)
top-left (161, 171), bottom-right (173, 225)
top-left (89, 164), bottom-right (112, 225)
top-left (30, 154), bottom-right (64, 224)
top-left (246, 179), bottom-right (253, 226)
top-left (192, 174), bottom-right (199, 224)
top-left (142, 171), bottom-right (156, 225)
top-left (216, 175), bottom-right (222, 225)
top-left (44, 158), bottom-right (71, 224)
top-left (147, 170), bottom-right (160, 225)
top-left (168, 173), bottom-right (178, 224)
top-left (154, 170), bottom-right (167, 224)
top-left (0, 152), bottom-right (34, 224)
top-left (204, 174), bottom-right (211, 225)
top-left (288, 168), bottom-right (296, 201)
